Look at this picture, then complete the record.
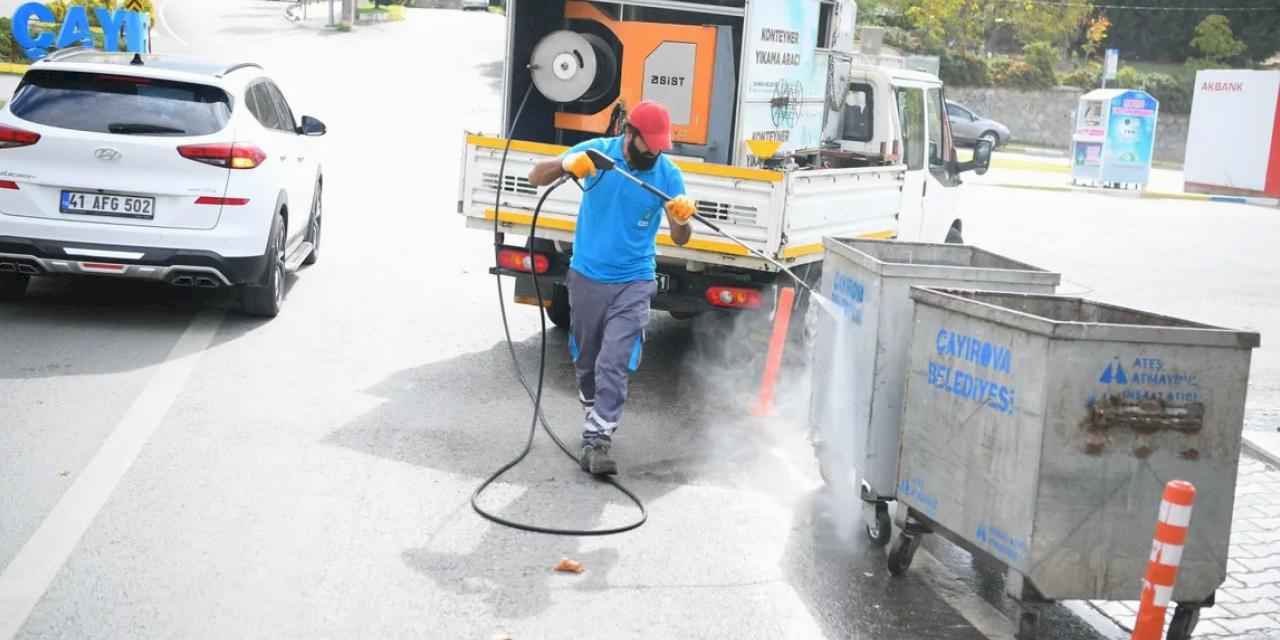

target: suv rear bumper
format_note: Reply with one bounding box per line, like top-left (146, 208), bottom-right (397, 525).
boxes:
top-left (0, 236), bottom-right (268, 287)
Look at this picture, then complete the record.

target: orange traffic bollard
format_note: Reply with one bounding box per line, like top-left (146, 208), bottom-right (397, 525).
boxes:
top-left (752, 287), bottom-right (796, 417)
top-left (1131, 480), bottom-right (1197, 640)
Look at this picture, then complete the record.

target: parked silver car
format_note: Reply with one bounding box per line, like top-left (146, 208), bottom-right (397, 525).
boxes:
top-left (946, 100), bottom-right (1010, 148)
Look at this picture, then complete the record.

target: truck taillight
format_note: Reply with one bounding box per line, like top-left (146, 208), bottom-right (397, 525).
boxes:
top-left (706, 286), bottom-right (762, 310)
top-left (0, 125), bottom-right (40, 149)
top-left (497, 248), bottom-right (549, 274)
top-left (178, 143), bottom-right (267, 169)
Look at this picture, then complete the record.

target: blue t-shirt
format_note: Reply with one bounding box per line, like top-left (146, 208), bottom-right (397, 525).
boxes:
top-left (565, 136), bottom-right (686, 284)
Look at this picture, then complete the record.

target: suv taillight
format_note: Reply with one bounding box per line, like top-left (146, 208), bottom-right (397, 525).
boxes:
top-left (177, 143), bottom-right (267, 169)
top-left (0, 125), bottom-right (41, 149)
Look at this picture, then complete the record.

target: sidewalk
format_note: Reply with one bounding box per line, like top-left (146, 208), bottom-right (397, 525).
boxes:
top-left (1086, 437), bottom-right (1280, 639)
top-left (972, 150), bottom-right (1280, 208)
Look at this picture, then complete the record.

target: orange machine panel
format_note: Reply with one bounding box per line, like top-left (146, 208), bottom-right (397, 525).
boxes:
top-left (555, 1), bottom-right (717, 145)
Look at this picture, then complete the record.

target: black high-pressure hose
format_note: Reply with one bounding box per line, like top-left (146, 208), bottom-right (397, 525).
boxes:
top-left (471, 83), bottom-right (647, 536)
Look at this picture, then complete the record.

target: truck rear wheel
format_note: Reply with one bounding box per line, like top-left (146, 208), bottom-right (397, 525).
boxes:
top-left (546, 284), bottom-right (571, 329)
top-left (789, 265), bottom-right (824, 350)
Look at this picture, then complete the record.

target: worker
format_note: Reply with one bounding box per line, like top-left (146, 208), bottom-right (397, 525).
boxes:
top-left (527, 101), bottom-right (696, 476)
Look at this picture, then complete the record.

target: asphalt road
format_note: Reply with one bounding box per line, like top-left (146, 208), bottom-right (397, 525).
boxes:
top-left (1, 3), bottom-right (1275, 639)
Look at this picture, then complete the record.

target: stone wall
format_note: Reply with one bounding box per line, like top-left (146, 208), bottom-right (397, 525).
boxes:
top-left (1152, 114), bottom-right (1189, 166)
top-left (946, 86), bottom-right (1188, 165)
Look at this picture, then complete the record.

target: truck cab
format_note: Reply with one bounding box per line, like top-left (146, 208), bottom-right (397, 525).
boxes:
top-left (801, 64), bottom-right (988, 245)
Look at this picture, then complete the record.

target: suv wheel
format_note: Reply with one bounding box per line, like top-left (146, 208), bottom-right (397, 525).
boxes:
top-left (0, 273), bottom-right (29, 301)
top-left (240, 212), bottom-right (286, 317)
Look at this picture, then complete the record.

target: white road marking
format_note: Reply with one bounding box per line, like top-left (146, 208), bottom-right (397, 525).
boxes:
top-left (913, 547), bottom-right (1017, 640)
top-left (0, 312), bottom-right (222, 639)
top-left (154, 0), bottom-right (190, 47)
top-left (1064, 601), bottom-right (1130, 640)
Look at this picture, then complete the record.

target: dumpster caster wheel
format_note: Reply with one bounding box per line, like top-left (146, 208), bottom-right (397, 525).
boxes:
top-left (1016, 610), bottom-right (1039, 640)
top-left (1166, 604), bottom-right (1199, 640)
top-left (887, 532), bottom-right (920, 576)
top-left (866, 502), bottom-right (891, 548)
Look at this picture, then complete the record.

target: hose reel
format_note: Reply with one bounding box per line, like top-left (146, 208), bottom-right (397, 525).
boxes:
top-left (530, 30), bottom-right (618, 104)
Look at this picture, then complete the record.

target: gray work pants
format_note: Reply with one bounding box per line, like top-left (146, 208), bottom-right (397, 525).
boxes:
top-left (566, 268), bottom-right (656, 445)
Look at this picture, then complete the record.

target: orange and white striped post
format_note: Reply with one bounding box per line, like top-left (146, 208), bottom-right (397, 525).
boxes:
top-left (1131, 480), bottom-right (1197, 640)
top-left (752, 287), bottom-right (796, 417)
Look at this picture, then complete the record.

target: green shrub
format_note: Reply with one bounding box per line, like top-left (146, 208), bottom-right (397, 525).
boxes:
top-left (1020, 42), bottom-right (1060, 89)
top-left (0, 17), bottom-right (17, 63)
top-left (940, 51), bottom-right (990, 87)
top-left (1140, 72), bottom-right (1193, 114)
top-left (1059, 63), bottom-right (1102, 89)
top-left (882, 27), bottom-right (923, 55)
top-left (1023, 42), bottom-right (1057, 74)
top-left (990, 58), bottom-right (1055, 90)
top-left (1115, 66), bottom-right (1142, 88)
top-left (44, 0), bottom-right (68, 22)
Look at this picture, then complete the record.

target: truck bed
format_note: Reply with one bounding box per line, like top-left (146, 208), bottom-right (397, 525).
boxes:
top-left (459, 133), bottom-right (905, 272)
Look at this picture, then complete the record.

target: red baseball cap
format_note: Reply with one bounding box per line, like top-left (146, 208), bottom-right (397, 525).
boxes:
top-left (627, 101), bottom-right (673, 152)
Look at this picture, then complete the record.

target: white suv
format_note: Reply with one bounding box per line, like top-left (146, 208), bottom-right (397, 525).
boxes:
top-left (0, 50), bottom-right (325, 317)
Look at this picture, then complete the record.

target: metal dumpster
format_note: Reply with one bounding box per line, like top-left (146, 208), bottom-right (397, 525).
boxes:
top-left (809, 239), bottom-right (1060, 546)
top-left (889, 288), bottom-right (1261, 640)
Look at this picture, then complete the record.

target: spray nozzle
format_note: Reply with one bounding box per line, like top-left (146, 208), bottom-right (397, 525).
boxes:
top-left (586, 149), bottom-right (615, 172)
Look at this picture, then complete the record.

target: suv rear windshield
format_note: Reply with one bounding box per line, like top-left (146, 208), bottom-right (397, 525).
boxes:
top-left (9, 70), bottom-right (232, 136)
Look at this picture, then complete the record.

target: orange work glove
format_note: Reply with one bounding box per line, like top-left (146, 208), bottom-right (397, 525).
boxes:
top-left (665, 195), bottom-right (696, 226)
top-left (561, 152), bottom-right (597, 180)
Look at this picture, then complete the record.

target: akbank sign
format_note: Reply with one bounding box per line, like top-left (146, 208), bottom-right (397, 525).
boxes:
top-left (10, 2), bottom-right (150, 61)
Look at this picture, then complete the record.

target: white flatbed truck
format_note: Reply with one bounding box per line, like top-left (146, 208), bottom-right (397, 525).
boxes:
top-left (458, 0), bottom-right (991, 326)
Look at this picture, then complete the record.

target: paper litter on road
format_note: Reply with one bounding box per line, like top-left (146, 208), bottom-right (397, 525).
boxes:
top-left (554, 558), bottom-right (585, 574)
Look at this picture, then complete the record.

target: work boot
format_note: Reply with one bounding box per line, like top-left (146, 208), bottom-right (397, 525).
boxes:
top-left (580, 440), bottom-right (618, 476)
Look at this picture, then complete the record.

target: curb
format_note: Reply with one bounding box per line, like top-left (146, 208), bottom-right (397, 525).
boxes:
top-left (1002, 145), bottom-right (1068, 159)
top-left (1243, 433), bottom-right (1280, 469)
top-left (0, 63), bottom-right (30, 76)
top-left (976, 181), bottom-right (1280, 208)
top-left (991, 158), bottom-right (1070, 174)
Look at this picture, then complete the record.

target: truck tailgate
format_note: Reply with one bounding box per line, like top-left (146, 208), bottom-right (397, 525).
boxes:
top-left (778, 167), bottom-right (906, 260)
top-left (459, 133), bottom-right (905, 270)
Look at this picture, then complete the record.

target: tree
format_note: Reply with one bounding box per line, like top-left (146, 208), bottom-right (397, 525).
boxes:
top-left (1002, 1), bottom-right (1092, 53)
top-left (1102, 1), bottom-right (1279, 64)
top-left (1082, 15), bottom-right (1110, 60)
top-left (891, 0), bottom-right (1092, 55)
top-left (1190, 14), bottom-right (1247, 65)
top-left (899, 0), bottom-right (985, 53)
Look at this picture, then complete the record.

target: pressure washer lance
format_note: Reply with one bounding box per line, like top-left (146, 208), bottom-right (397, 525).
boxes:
top-left (583, 149), bottom-right (817, 296)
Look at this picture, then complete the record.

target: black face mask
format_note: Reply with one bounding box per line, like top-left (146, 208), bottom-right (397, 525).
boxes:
top-left (627, 135), bottom-right (660, 171)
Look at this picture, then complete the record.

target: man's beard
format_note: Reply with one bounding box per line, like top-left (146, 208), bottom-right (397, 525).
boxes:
top-left (628, 136), bottom-right (659, 171)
